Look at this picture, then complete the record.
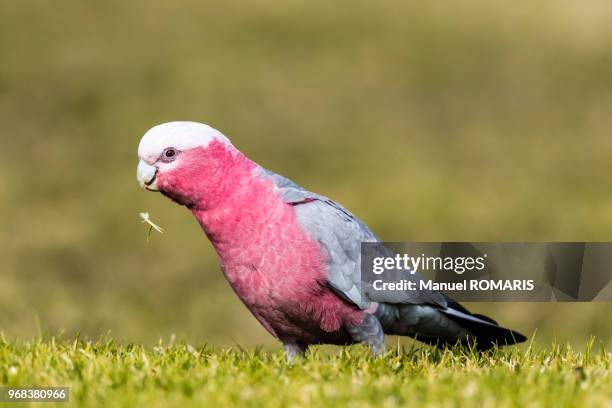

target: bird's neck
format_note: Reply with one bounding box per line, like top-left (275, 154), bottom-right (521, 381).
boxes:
top-left (190, 159), bottom-right (285, 250)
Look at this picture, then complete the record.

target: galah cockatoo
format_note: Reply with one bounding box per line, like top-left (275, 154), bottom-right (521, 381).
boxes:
top-left (137, 121), bottom-right (526, 358)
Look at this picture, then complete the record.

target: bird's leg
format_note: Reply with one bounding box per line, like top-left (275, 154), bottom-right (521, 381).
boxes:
top-left (347, 313), bottom-right (386, 356)
top-left (283, 343), bottom-right (306, 361)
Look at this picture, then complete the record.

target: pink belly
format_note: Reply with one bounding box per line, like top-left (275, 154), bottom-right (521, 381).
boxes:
top-left (219, 251), bottom-right (364, 345)
top-left (190, 163), bottom-right (365, 345)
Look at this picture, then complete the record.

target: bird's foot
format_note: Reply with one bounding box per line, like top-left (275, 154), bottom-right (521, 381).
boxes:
top-left (283, 343), bottom-right (305, 362)
top-left (347, 313), bottom-right (386, 356)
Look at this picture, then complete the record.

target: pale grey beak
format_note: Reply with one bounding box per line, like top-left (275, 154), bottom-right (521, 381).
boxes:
top-left (137, 160), bottom-right (159, 191)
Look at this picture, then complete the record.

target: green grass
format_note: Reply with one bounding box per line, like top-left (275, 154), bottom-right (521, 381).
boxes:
top-left (1, 336), bottom-right (610, 407)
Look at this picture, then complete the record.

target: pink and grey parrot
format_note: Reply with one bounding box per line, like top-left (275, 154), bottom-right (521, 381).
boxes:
top-left (136, 121), bottom-right (526, 358)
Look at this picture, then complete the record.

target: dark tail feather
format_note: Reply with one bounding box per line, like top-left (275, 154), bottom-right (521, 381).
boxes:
top-left (385, 302), bottom-right (526, 351)
top-left (440, 307), bottom-right (527, 350)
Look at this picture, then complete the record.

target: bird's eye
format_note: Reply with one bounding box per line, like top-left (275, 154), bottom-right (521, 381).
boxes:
top-left (161, 148), bottom-right (178, 162)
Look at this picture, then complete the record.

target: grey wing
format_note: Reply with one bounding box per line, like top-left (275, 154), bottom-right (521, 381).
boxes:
top-left (260, 167), bottom-right (446, 309)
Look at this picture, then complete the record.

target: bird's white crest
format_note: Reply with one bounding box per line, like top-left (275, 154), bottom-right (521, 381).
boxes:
top-left (137, 121), bottom-right (232, 164)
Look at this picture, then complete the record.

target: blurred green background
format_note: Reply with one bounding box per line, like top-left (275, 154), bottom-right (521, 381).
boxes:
top-left (1, 1), bottom-right (610, 347)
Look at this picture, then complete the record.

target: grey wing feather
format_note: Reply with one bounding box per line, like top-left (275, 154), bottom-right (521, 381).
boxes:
top-left (260, 167), bottom-right (446, 310)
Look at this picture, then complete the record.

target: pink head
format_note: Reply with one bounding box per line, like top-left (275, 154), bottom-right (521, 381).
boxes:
top-left (137, 121), bottom-right (252, 210)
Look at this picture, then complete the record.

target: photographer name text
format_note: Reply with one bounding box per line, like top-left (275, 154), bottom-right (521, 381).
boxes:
top-left (372, 279), bottom-right (535, 292)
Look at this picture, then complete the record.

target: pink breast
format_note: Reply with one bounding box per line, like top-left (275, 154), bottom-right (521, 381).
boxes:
top-left (191, 166), bottom-right (364, 339)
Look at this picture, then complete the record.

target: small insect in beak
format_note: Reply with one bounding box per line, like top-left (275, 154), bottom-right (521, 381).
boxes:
top-left (139, 212), bottom-right (165, 242)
